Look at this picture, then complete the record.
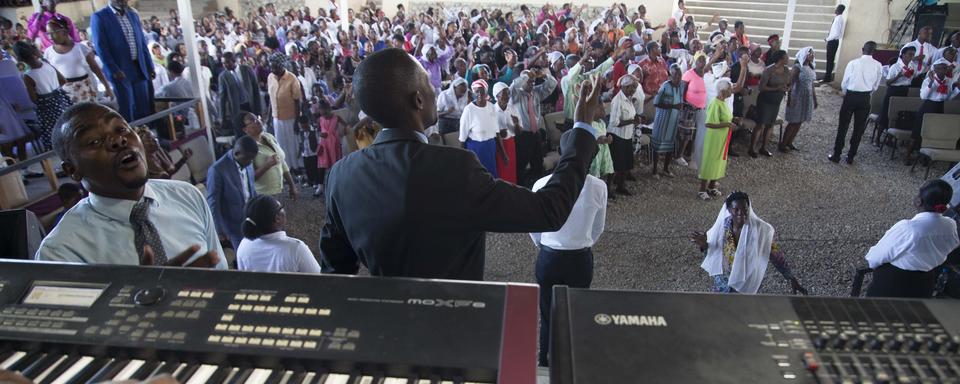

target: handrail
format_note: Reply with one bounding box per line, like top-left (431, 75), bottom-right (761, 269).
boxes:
top-left (129, 98), bottom-right (199, 127)
top-left (0, 98), bottom-right (201, 178)
top-left (0, 151), bottom-right (56, 177)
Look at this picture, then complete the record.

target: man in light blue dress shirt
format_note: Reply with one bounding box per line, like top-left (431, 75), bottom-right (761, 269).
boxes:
top-left (35, 102), bottom-right (226, 268)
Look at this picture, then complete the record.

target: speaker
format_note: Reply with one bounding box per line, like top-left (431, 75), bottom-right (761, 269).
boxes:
top-left (0, 209), bottom-right (46, 259)
top-left (915, 5), bottom-right (948, 45)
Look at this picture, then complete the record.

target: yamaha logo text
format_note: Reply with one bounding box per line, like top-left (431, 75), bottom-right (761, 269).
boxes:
top-left (407, 298), bottom-right (486, 309)
top-left (594, 313), bottom-right (668, 327)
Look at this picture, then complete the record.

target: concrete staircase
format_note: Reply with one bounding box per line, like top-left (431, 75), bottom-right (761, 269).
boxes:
top-left (685, 0), bottom-right (838, 76)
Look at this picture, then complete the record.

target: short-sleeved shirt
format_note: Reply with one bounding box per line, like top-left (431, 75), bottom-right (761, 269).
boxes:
top-left (682, 69), bottom-right (707, 109)
top-left (267, 70), bottom-right (302, 120)
top-left (36, 179), bottom-right (228, 268)
top-left (237, 231), bottom-right (322, 273)
top-left (253, 132), bottom-right (290, 195)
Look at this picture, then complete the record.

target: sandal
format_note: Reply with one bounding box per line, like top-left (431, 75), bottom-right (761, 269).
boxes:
top-left (662, 171), bottom-right (676, 178)
top-left (708, 189), bottom-right (723, 197)
top-left (698, 191), bottom-right (712, 201)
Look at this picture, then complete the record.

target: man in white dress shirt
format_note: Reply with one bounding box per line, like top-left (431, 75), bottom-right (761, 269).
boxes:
top-left (905, 26), bottom-right (938, 86)
top-left (36, 102), bottom-right (226, 269)
top-left (529, 172), bottom-right (606, 367)
top-left (865, 180), bottom-right (959, 297)
top-left (830, 41), bottom-right (882, 165)
top-left (821, 4), bottom-right (845, 84)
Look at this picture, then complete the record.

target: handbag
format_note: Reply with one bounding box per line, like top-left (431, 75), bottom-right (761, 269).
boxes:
top-left (0, 157), bottom-right (28, 209)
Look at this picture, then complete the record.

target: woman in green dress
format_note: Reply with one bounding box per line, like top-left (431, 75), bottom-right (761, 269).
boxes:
top-left (590, 106), bottom-right (615, 197)
top-left (698, 79), bottom-right (736, 201)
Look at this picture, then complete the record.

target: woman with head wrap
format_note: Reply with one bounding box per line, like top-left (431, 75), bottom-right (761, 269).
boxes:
top-left (493, 82), bottom-right (519, 184)
top-left (878, 45), bottom-right (917, 130)
top-left (459, 80), bottom-right (502, 178)
top-left (697, 79), bottom-right (735, 200)
top-left (437, 77), bottom-right (469, 135)
top-left (678, 52), bottom-right (708, 169)
top-left (782, 47), bottom-right (818, 152)
top-left (608, 74), bottom-right (643, 195)
top-left (751, 49), bottom-right (790, 158)
top-left (689, 192), bottom-right (806, 294)
top-left (651, 64), bottom-right (686, 179)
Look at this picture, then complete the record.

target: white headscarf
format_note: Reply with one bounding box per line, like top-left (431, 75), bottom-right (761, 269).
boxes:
top-left (421, 44), bottom-right (437, 57)
top-left (493, 82), bottom-right (510, 100)
top-left (700, 200), bottom-right (776, 294)
top-left (795, 46), bottom-right (815, 69)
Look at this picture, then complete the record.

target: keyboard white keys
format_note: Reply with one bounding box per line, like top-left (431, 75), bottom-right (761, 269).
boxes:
top-left (383, 378), bottom-right (408, 384)
top-left (49, 356), bottom-right (94, 384)
top-left (112, 359), bottom-right (146, 381)
top-left (221, 367), bottom-right (240, 384)
top-left (0, 351), bottom-right (26, 370)
top-left (170, 363), bottom-right (189, 378)
top-left (32, 355), bottom-right (69, 383)
top-left (416, 380), bottom-right (431, 384)
top-left (357, 376), bottom-right (374, 384)
top-left (184, 364), bottom-right (218, 384)
top-left (277, 370), bottom-right (294, 384)
top-left (300, 372), bottom-right (316, 384)
top-left (243, 368), bottom-right (274, 384)
top-left (322, 373), bottom-right (352, 384)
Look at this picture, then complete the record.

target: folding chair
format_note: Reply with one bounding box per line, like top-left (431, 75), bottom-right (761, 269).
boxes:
top-left (912, 113), bottom-right (960, 179)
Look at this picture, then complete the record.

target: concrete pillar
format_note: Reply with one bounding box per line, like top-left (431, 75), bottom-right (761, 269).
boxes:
top-left (177, 0), bottom-right (216, 156)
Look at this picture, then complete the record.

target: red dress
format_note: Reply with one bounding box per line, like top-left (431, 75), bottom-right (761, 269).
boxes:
top-left (316, 115), bottom-right (342, 169)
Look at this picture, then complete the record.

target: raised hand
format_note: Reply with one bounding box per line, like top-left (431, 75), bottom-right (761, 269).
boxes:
top-left (575, 74), bottom-right (602, 122)
top-left (688, 231), bottom-right (708, 251)
top-left (142, 244), bottom-right (220, 268)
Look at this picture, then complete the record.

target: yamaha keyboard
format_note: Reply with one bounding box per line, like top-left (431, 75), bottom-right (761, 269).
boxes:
top-left (0, 260), bottom-right (538, 384)
top-left (550, 287), bottom-right (960, 383)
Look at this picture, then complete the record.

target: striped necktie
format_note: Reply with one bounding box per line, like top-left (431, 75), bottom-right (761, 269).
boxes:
top-left (130, 197), bottom-right (167, 265)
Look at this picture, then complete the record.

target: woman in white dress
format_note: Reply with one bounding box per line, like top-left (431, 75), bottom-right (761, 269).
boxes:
top-left (43, 18), bottom-right (112, 103)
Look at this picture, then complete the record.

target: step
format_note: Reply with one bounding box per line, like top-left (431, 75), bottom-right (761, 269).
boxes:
top-left (686, 0), bottom-right (788, 13)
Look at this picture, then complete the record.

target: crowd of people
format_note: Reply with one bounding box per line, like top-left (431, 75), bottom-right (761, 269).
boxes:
top-left (0, 0), bottom-right (958, 375)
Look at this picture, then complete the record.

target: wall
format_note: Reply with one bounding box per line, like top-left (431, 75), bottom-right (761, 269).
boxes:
top-left (835, 0), bottom-right (910, 84)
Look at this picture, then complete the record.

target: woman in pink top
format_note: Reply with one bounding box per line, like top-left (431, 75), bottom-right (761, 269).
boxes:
top-left (678, 54), bottom-right (707, 168)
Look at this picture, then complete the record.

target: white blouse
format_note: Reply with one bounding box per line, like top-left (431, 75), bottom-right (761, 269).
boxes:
top-left (495, 102), bottom-right (520, 140)
top-left (237, 231), bottom-right (322, 273)
top-left (608, 90), bottom-right (642, 139)
top-left (43, 43), bottom-right (90, 79)
top-left (26, 63), bottom-right (61, 95)
top-left (437, 88), bottom-right (469, 120)
top-left (458, 102), bottom-right (500, 142)
top-left (885, 59), bottom-right (918, 87)
top-left (920, 75), bottom-right (959, 102)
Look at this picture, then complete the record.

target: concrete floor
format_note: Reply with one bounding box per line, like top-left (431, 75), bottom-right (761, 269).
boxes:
top-left (281, 86), bottom-right (946, 297)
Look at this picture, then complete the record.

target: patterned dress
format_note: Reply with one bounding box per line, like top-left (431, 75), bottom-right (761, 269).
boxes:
top-left (589, 120), bottom-right (614, 177)
top-left (784, 64), bottom-right (816, 124)
top-left (650, 81), bottom-right (686, 154)
top-left (712, 217), bottom-right (794, 293)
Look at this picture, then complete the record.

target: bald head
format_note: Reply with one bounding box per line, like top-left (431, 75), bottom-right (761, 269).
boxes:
top-left (353, 48), bottom-right (436, 129)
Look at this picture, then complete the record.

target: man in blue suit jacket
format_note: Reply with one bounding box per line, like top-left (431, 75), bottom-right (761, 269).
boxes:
top-left (207, 136), bottom-right (259, 250)
top-left (89, 0), bottom-right (154, 121)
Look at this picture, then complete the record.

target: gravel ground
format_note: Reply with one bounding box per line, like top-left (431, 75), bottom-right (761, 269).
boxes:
top-left (278, 86), bottom-right (949, 297)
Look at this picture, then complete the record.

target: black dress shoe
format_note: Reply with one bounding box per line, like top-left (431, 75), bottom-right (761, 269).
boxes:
top-left (828, 154), bottom-right (840, 163)
top-left (759, 149), bottom-right (773, 157)
top-left (845, 157), bottom-right (854, 165)
top-left (787, 144), bottom-right (799, 151)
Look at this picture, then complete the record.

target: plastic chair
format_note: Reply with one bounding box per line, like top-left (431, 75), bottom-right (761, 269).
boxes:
top-left (878, 96), bottom-right (923, 160)
top-left (912, 113), bottom-right (960, 179)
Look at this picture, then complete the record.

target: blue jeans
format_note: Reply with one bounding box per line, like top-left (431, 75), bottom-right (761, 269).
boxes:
top-left (535, 246), bottom-right (593, 366)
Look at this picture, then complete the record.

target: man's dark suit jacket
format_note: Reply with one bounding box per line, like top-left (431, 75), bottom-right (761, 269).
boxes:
top-left (218, 65), bottom-right (262, 135)
top-left (319, 126), bottom-right (598, 280)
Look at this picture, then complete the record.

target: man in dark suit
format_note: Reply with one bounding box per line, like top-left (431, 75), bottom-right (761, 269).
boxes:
top-left (206, 136), bottom-right (258, 250)
top-left (319, 48), bottom-right (601, 281)
top-left (89, 0), bottom-right (154, 121)
top-left (218, 52), bottom-right (262, 136)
